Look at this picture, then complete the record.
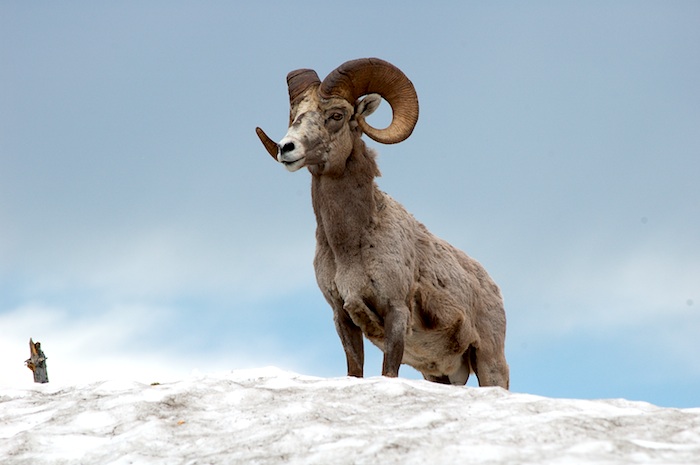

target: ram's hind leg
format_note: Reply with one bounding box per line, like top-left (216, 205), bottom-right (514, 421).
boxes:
top-left (472, 346), bottom-right (510, 389)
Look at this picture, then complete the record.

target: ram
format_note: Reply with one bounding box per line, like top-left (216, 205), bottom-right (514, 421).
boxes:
top-left (256, 58), bottom-right (509, 388)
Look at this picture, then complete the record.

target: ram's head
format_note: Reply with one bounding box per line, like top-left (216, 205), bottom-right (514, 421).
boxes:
top-left (256, 58), bottom-right (419, 176)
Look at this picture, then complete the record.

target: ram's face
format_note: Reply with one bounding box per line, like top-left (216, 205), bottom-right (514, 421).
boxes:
top-left (276, 89), bottom-right (356, 176)
top-left (255, 58), bottom-right (419, 175)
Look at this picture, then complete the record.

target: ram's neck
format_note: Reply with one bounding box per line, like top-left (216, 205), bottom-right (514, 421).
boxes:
top-left (311, 144), bottom-right (381, 260)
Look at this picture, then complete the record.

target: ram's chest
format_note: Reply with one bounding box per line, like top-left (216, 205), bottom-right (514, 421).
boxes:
top-left (319, 210), bottom-right (415, 282)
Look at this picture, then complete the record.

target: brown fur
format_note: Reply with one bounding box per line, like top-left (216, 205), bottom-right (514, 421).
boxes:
top-left (266, 80), bottom-right (509, 388)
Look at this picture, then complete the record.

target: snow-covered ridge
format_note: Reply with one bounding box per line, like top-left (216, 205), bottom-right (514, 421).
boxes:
top-left (2, 367), bottom-right (699, 464)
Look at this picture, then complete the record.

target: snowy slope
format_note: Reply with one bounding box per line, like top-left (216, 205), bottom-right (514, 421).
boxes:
top-left (2, 367), bottom-right (699, 464)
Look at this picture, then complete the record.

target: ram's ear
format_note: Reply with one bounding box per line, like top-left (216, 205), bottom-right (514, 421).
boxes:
top-left (355, 93), bottom-right (381, 118)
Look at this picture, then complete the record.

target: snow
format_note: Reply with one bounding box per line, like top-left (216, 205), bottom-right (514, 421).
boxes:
top-left (2, 367), bottom-right (699, 464)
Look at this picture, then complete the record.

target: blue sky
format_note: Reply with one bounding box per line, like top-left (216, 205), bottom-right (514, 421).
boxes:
top-left (1, 2), bottom-right (698, 408)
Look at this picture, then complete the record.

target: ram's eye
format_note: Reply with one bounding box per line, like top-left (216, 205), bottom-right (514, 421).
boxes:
top-left (331, 112), bottom-right (344, 121)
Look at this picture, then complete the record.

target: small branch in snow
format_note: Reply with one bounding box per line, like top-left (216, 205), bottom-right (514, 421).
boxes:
top-left (25, 338), bottom-right (49, 383)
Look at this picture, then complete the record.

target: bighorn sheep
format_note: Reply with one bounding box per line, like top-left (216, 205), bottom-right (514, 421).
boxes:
top-left (256, 58), bottom-right (509, 388)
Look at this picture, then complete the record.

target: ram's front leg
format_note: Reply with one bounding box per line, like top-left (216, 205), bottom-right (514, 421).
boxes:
top-left (333, 304), bottom-right (364, 377)
top-left (382, 304), bottom-right (409, 377)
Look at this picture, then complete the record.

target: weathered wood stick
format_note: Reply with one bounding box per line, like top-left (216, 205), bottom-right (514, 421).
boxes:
top-left (25, 338), bottom-right (49, 383)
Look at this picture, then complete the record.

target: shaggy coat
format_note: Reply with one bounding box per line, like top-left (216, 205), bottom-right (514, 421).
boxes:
top-left (257, 59), bottom-right (509, 388)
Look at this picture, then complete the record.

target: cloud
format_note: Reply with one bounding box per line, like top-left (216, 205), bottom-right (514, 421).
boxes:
top-left (1, 218), bottom-right (317, 304)
top-left (1, 303), bottom-right (164, 386)
top-left (0, 302), bottom-right (302, 388)
top-left (507, 241), bottom-right (699, 334)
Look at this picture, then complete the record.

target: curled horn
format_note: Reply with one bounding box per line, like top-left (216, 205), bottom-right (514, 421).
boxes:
top-left (319, 58), bottom-right (419, 144)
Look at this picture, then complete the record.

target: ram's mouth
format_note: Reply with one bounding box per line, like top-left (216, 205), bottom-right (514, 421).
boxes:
top-left (281, 156), bottom-right (306, 172)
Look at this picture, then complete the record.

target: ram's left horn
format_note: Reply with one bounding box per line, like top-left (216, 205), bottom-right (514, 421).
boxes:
top-left (256, 127), bottom-right (279, 160)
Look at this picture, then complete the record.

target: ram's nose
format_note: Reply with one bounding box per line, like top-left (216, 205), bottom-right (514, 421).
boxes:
top-left (280, 141), bottom-right (295, 158)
